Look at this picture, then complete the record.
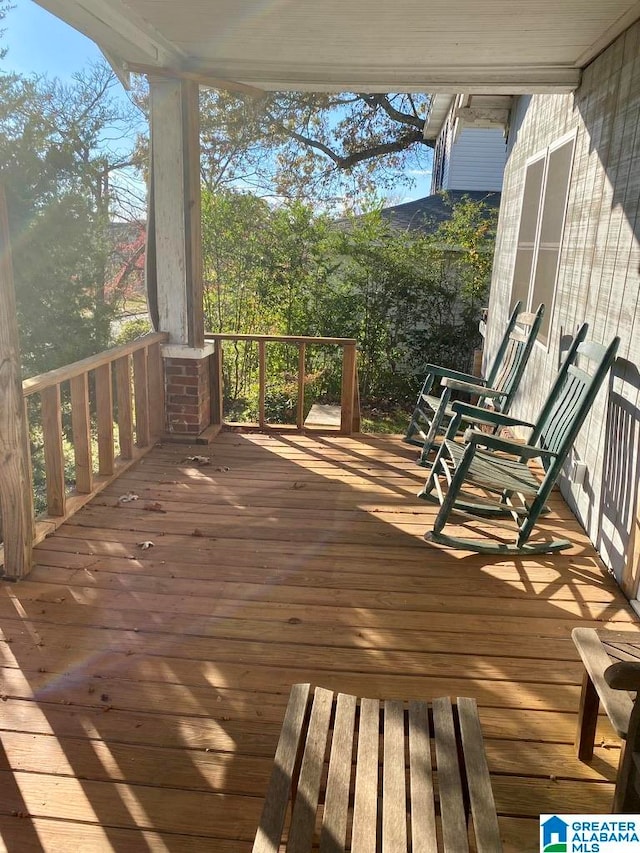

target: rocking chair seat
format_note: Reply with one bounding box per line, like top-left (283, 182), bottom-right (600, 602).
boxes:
top-left (408, 393), bottom-right (458, 441)
top-left (444, 439), bottom-right (541, 495)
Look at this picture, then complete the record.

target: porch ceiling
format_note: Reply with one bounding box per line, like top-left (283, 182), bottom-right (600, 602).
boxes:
top-left (35, 0), bottom-right (640, 93)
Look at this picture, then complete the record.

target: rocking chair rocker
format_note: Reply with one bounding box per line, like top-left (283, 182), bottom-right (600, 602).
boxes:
top-left (404, 302), bottom-right (544, 465)
top-left (418, 324), bottom-right (619, 554)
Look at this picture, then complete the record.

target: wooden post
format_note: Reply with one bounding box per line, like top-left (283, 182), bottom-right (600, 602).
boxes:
top-left (41, 384), bottom-right (66, 516)
top-left (70, 373), bottom-right (93, 494)
top-left (115, 355), bottom-right (134, 459)
top-left (95, 362), bottom-right (114, 476)
top-left (352, 363), bottom-right (361, 434)
top-left (147, 341), bottom-right (165, 439)
top-left (0, 186), bottom-right (34, 578)
top-left (258, 340), bottom-right (266, 429)
top-left (297, 342), bottom-right (306, 429)
top-left (340, 343), bottom-right (357, 435)
top-left (210, 341), bottom-right (224, 426)
top-left (133, 347), bottom-right (151, 447)
top-left (622, 493), bottom-right (640, 600)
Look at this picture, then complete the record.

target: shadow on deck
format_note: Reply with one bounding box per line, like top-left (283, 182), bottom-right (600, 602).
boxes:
top-left (0, 431), bottom-right (637, 851)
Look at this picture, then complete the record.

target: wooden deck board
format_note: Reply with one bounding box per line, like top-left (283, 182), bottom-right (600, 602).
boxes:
top-left (0, 432), bottom-right (636, 851)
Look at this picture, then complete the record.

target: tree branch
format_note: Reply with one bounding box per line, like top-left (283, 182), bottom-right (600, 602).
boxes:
top-left (358, 94), bottom-right (426, 131)
top-left (282, 125), bottom-right (431, 169)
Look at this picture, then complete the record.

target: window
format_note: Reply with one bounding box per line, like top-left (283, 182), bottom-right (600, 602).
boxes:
top-left (511, 135), bottom-right (575, 346)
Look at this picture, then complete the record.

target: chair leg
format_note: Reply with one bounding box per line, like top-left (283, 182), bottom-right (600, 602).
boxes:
top-left (405, 374), bottom-right (436, 446)
top-left (418, 443), bottom-right (447, 498)
top-left (432, 444), bottom-right (476, 535)
top-left (418, 388), bottom-right (453, 465)
top-left (575, 671), bottom-right (600, 761)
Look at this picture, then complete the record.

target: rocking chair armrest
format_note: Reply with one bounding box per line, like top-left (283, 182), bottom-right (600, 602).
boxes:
top-left (423, 364), bottom-right (488, 386)
top-left (465, 430), bottom-right (558, 461)
top-left (441, 377), bottom-right (507, 399)
top-left (450, 401), bottom-right (536, 430)
top-left (604, 661), bottom-right (640, 692)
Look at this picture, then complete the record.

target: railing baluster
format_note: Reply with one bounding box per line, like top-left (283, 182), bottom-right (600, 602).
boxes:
top-left (340, 342), bottom-right (357, 435)
top-left (210, 340), bottom-right (224, 426)
top-left (95, 362), bottom-right (114, 476)
top-left (41, 384), bottom-right (66, 516)
top-left (297, 341), bottom-right (306, 429)
top-left (148, 341), bottom-right (165, 438)
top-left (70, 373), bottom-right (93, 493)
top-left (353, 363), bottom-right (361, 434)
top-left (115, 355), bottom-right (134, 460)
top-left (205, 334), bottom-right (359, 435)
top-left (133, 347), bottom-right (151, 447)
top-left (11, 332), bottom-right (167, 566)
top-left (258, 340), bottom-right (266, 429)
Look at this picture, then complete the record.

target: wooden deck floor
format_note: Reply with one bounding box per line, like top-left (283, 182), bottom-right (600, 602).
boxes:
top-left (0, 431), bottom-right (638, 851)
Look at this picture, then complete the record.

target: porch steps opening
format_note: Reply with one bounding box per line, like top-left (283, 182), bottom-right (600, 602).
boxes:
top-left (303, 403), bottom-right (342, 428)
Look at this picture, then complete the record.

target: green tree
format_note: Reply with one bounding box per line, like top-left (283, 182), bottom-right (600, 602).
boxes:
top-left (0, 65), bottom-right (145, 374)
top-left (198, 90), bottom-right (433, 204)
top-left (200, 190), bottom-right (497, 413)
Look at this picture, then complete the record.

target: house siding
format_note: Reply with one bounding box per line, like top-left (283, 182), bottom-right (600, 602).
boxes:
top-left (486, 20), bottom-right (640, 585)
top-left (432, 123), bottom-right (507, 193)
top-left (446, 128), bottom-right (507, 191)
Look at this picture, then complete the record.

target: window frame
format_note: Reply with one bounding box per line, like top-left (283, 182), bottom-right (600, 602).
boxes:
top-left (510, 130), bottom-right (576, 350)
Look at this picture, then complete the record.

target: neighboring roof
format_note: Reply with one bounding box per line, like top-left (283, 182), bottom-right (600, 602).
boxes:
top-left (380, 191), bottom-right (501, 234)
top-left (35, 0), bottom-right (639, 93)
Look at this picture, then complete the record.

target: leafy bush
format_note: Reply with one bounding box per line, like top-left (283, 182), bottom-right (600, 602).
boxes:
top-left (202, 190), bottom-right (497, 415)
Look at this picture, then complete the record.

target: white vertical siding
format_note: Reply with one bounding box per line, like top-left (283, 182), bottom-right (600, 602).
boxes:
top-left (432, 123), bottom-right (507, 193)
top-left (486, 20), bottom-right (640, 586)
top-left (446, 128), bottom-right (507, 191)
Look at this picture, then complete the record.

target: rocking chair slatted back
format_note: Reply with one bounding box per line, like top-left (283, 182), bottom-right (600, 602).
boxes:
top-left (405, 302), bottom-right (544, 462)
top-left (532, 332), bottom-right (616, 467)
top-left (484, 308), bottom-right (543, 411)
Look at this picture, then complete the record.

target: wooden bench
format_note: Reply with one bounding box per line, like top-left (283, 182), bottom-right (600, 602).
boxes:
top-left (572, 627), bottom-right (638, 761)
top-left (603, 661), bottom-right (640, 811)
top-left (252, 683), bottom-right (502, 852)
top-left (572, 628), bottom-right (640, 812)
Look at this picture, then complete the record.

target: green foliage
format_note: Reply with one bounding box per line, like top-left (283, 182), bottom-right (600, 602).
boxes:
top-left (14, 193), bottom-right (112, 374)
top-left (114, 317), bottom-right (152, 345)
top-left (0, 65), bottom-right (145, 376)
top-left (198, 90), bottom-right (432, 204)
top-left (203, 190), bottom-right (497, 419)
top-left (360, 405), bottom-right (410, 434)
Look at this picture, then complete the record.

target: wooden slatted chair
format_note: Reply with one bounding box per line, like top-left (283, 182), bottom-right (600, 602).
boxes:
top-left (604, 661), bottom-right (640, 812)
top-left (404, 302), bottom-right (544, 466)
top-left (252, 683), bottom-right (502, 853)
top-left (418, 325), bottom-right (619, 554)
top-left (572, 629), bottom-right (640, 812)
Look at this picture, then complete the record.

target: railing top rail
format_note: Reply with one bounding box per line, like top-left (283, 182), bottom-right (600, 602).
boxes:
top-left (206, 333), bottom-right (357, 346)
top-left (23, 332), bottom-right (169, 397)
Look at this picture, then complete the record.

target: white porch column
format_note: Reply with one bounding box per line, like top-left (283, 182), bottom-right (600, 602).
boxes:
top-left (149, 78), bottom-right (214, 436)
top-left (149, 76), bottom-right (204, 348)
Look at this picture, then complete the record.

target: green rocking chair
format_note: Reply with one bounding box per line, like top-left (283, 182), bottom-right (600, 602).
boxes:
top-left (418, 324), bottom-right (619, 554)
top-left (404, 302), bottom-right (545, 465)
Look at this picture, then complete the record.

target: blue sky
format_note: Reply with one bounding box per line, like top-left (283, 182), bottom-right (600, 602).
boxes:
top-left (4, 1), bottom-right (432, 202)
top-left (3, 2), bottom-right (104, 80)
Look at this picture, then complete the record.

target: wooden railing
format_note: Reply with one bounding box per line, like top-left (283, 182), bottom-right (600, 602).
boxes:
top-left (0, 332), bottom-right (168, 578)
top-left (206, 334), bottom-right (360, 434)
